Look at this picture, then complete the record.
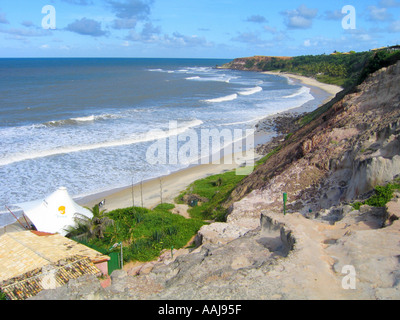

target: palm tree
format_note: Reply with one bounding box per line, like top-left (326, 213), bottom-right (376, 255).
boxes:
top-left (66, 204), bottom-right (114, 240)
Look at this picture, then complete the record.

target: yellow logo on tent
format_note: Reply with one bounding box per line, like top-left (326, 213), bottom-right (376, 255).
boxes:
top-left (58, 206), bottom-right (66, 215)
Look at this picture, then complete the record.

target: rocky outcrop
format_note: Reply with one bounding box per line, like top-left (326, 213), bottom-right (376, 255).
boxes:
top-left (31, 197), bottom-right (400, 300)
top-left (30, 60), bottom-right (400, 301)
top-left (195, 222), bottom-right (251, 245)
top-left (225, 60), bottom-right (400, 230)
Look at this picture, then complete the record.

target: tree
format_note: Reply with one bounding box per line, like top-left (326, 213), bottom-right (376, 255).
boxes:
top-left (66, 204), bottom-right (114, 240)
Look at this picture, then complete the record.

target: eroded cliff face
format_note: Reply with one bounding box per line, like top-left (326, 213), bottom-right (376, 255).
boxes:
top-left (226, 60), bottom-right (400, 228)
top-left (30, 61), bottom-right (400, 301)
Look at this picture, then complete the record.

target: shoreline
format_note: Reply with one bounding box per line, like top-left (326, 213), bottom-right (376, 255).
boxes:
top-left (1, 71), bottom-right (342, 231)
top-left (262, 70), bottom-right (343, 97)
top-left (79, 72), bottom-right (341, 213)
top-left (78, 132), bottom-right (265, 212)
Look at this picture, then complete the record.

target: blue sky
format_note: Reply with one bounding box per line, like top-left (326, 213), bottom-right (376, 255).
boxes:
top-left (0, 0), bottom-right (399, 58)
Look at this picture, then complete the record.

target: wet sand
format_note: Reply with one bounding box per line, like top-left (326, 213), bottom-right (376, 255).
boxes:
top-left (78, 73), bottom-right (342, 213)
top-left (1, 72), bottom-right (342, 234)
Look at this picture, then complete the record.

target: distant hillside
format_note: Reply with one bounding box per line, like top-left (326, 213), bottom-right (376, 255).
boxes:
top-left (219, 55), bottom-right (292, 71)
top-left (221, 47), bottom-right (400, 88)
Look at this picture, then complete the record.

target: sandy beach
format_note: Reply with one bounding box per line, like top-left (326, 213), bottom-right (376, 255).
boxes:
top-left (78, 73), bottom-right (342, 214)
top-left (1, 72), bottom-right (342, 235)
top-left (1, 71), bottom-right (343, 235)
top-left (78, 143), bottom-right (261, 212)
top-left (263, 71), bottom-right (343, 96)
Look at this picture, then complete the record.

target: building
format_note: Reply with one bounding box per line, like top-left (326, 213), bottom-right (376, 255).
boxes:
top-left (0, 231), bottom-right (110, 300)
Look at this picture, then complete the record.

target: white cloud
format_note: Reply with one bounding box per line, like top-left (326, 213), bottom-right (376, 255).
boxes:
top-left (263, 25), bottom-right (277, 34)
top-left (246, 15), bottom-right (267, 23)
top-left (164, 32), bottom-right (213, 48)
top-left (0, 27), bottom-right (50, 37)
top-left (323, 10), bottom-right (343, 21)
top-left (126, 22), bottom-right (161, 42)
top-left (286, 15), bottom-right (312, 29)
top-left (107, 0), bottom-right (153, 19)
top-left (61, 0), bottom-right (93, 5)
top-left (368, 6), bottom-right (393, 21)
top-left (231, 31), bottom-right (262, 44)
top-left (21, 21), bottom-right (35, 28)
top-left (282, 4), bottom-right (318, 29)
top-left (66, 18), bottom-right (107, 37)
top-left (107, 0), bottom-right (155, 34)
top-left (379, 0), bottom-right (400, 8)
top-left (112, 18), bottom-right (137, 29)
top-left (0, 12), bottom-right (9, 24)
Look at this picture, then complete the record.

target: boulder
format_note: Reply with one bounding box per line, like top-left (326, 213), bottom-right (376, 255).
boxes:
top-left (195, 222), bottom-right (250, 245)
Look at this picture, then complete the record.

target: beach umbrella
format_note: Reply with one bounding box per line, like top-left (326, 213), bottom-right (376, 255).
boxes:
top-left (14, 187), bottom-right (92, 236)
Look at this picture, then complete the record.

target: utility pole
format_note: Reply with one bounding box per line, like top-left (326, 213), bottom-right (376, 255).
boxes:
top-left (141, 180), bottom-right (144, 208)
top-left (131, 177), bottom-right (135, 208)
top-left (159, 177), bottom-right (163, 204)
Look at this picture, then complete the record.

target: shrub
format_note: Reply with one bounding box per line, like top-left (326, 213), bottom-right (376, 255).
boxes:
top-left (351, 182), bottom-right (400, 210)
top-left (176, 170), bottom-right (245, 221)
top-left (71, 205), bottom-right (206, 263)
top-left (154, 203), bottom-right (175, 211)
top-left (365, 185), bottom-right (396, 207)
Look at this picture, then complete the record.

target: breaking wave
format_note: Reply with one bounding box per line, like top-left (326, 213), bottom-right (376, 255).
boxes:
top-left (203, 94), bottom-right (238, 103)
top-left (0, 119), bottom-right (203, 166)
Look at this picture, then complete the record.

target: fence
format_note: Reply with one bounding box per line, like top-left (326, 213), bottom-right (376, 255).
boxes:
top-left (107, 252), bottom-right (121, 274)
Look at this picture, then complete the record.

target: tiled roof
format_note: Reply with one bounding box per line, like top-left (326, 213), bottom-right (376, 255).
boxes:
top-left (0, 231), bottom-right (109, 282)
top-left (0, 231), bottom-right (110, 299)
top-left (0, 255), bottom-right (100, 300)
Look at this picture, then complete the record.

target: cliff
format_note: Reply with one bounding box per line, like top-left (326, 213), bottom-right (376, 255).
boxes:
top-left (31, 60), bottom-right (400, 300)
top-left (226, 60), bottom-right (400, 227)
top-left (219, 55), bottom-right (292, 71)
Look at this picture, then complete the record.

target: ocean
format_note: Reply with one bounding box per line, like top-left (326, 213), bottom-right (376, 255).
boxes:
top-left (0, 58), bottom-right (327, 226)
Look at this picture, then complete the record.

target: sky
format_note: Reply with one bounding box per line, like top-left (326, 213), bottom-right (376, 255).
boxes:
top-left (0, 0), bottom-right (399, 58)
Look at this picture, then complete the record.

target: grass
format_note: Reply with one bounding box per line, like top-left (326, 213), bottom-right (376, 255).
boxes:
top-left (77, 204), bottom-right (207, 262)
top-left (351, 182), bottom-right (400, 210)
top-left (175, 170), bottom-right (246, 221)
top-left (255, 146), bottom-right (282, 166)
top-left (70, 168), bottom-right (254, 263)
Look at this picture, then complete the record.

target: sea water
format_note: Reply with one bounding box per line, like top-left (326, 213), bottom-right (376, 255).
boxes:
top-left (0, 58), bottom-right (325, 225)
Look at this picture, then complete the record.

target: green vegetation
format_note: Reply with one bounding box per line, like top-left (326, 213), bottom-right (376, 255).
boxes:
top-left (351, 182), bottom-right (400, 210)
top-left (296, 49), bottom-right (400, 128)
top-left (237, 47), bottom-right (400, 89)
top-left (0, 289), bottom-right (6, 300)
top-left (65, 47), bottom-right (400, 265)
top-left (358, 49), bottom-right (400, 84)
top-left (66, 204), bottom-right (114, 240)
top-left (67, 204), bottom-right (206, 262)
top-left (175, 170), bottom-right (246, 221)
top-left (244, 59), bottom-right (255, 69)
top-left (256, 146), bottom-right (282, 166)
top-left (254, 51), bottom-right (373, 88)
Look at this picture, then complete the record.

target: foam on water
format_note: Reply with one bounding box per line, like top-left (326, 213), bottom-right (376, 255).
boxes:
top-left (0, 58), bottom-right (326, 217)
top-left (238, 86), bottom-right (263, 96)
top-left (283, 86), bottom-right (311, 99)
top-left (203, 93), bottom-right (238, 103)
top-left (0, 119), bottom-right (203, 166)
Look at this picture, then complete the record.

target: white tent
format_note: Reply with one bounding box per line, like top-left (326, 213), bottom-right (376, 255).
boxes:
top-left (15, 187), bottom-right (93, 236)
